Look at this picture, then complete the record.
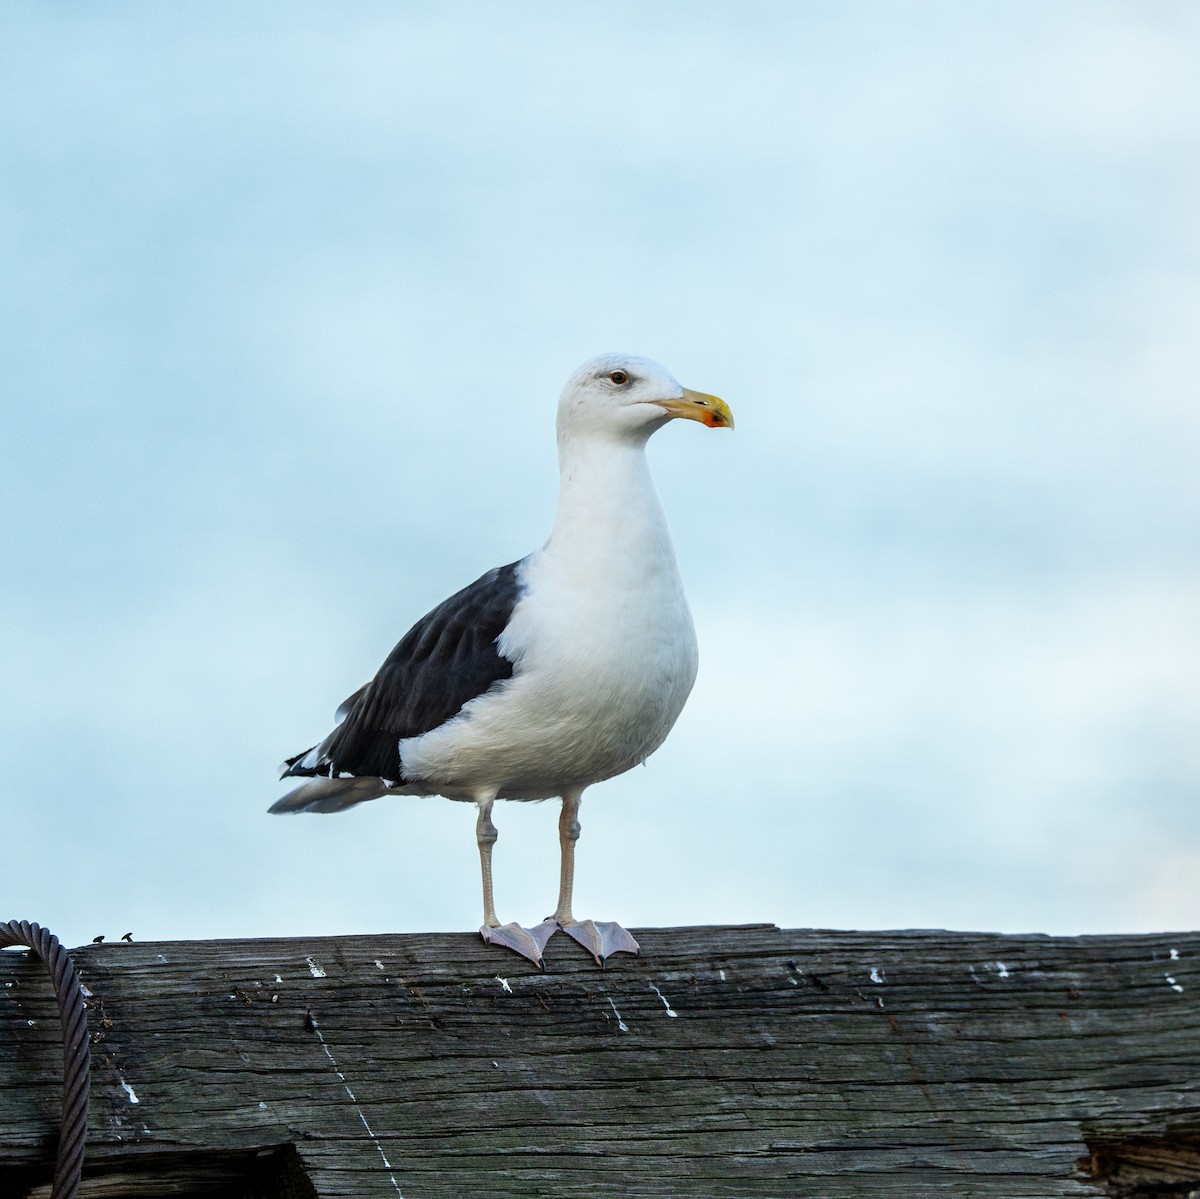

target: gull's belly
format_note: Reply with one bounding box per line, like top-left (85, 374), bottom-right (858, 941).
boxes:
top-left (399, 581), bottom-right (699, 799)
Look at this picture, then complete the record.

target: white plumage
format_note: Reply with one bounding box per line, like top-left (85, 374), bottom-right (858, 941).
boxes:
top-left (403, 424), bottom-right (699, 798)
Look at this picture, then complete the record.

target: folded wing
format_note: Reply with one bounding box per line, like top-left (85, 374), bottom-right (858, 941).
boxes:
top-left (273, 560), bottom-right (525, 808)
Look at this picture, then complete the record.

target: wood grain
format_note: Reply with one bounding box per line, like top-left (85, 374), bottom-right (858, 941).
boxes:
top-left (3, 925), bottom-right (1199, 1197)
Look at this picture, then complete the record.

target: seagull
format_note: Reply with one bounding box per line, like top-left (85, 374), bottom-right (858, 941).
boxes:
top-left (271, 354), bottom-right (733, 966)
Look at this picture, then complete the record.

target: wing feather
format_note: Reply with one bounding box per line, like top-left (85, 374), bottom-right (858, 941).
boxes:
top-left (281, 560), bottom-right (524, 783)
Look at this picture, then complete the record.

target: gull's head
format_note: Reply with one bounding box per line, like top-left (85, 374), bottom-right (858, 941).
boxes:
top-left (557, 353), bottom-right (733, 445)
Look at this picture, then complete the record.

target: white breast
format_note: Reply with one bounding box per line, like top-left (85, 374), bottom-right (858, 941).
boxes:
top-left (398, 436), bottom-right (699, 801)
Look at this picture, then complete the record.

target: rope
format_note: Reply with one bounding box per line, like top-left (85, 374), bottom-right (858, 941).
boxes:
top-left (1, 920), bottom-right (90, 1199)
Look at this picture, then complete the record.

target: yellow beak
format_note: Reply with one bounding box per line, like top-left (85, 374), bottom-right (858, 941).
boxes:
top-left (655, 387), bottom-right (735, 429)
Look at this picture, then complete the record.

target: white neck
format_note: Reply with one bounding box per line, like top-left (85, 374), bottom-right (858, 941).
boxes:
top-left (540, 430), bottom-right (680, 590)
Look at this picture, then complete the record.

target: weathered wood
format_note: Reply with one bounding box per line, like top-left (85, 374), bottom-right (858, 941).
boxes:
top-left (2, 925), bottom-right (1199, 1197)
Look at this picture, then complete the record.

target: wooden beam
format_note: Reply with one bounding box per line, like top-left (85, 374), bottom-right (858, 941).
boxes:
top-left (3, 925), bottom-right (1199, 1197)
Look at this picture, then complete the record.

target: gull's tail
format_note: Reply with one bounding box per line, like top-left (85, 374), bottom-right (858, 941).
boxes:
top-left (269, 771), bottom-right (389, 814)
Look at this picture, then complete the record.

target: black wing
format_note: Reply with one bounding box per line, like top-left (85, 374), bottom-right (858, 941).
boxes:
top-left (282, 560), bottom-right (524, 782)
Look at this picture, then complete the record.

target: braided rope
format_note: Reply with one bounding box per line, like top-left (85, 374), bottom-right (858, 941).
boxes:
top-left (1, 920), bottom-right (90, 1199)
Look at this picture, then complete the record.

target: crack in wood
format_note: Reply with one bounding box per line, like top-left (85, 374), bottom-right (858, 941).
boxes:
top-left (1079, 1132), bottom-right (1200, 1196)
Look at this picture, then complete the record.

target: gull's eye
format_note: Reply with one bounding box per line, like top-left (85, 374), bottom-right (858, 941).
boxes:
top-left (608, 370), bottom-right (629, 385)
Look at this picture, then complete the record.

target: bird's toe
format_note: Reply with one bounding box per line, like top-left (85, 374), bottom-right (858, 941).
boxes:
top-left (525, 918), bottom-right (560, 955)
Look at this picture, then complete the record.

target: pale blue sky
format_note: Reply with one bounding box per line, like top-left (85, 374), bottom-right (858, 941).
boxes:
top-left (3, 2), bottom-right (1198, 948)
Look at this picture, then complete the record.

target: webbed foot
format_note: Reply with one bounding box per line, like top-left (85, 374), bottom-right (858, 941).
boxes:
top-left (479, 921), bottom-right (555, 967)
top-left (559, 919), bottom-right (640, 966)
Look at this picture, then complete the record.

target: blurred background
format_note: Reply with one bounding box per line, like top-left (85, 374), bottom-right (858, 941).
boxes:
top-left (3, 2), bottom-right (1198, 948)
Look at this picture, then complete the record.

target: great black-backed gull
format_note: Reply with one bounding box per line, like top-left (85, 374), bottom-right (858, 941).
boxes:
top-left (272, 354), bottom-right (733, 965)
